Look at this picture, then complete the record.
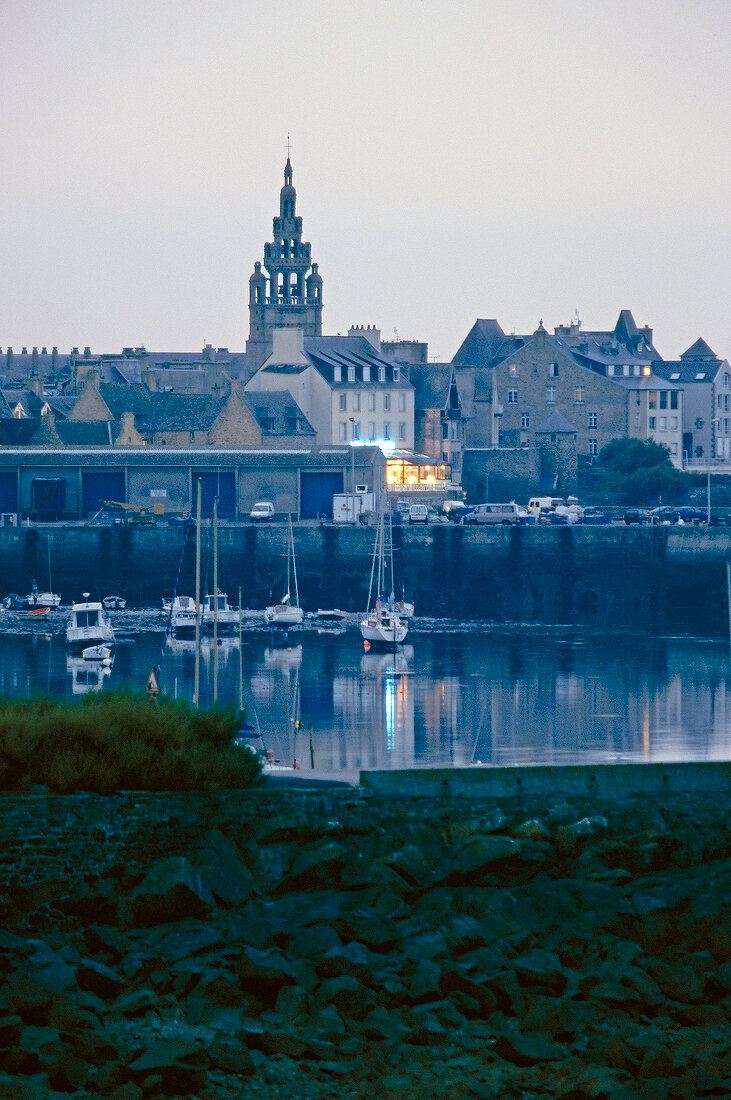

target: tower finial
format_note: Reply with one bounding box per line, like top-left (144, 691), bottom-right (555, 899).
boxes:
top-left (287, 132), bottom-right (291, 159)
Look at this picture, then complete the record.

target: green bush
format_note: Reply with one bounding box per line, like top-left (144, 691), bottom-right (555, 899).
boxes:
top-left (0, 689), bottom-right (262, 793)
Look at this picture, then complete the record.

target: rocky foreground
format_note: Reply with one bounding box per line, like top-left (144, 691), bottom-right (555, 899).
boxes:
top-left (1, 784), bottom-right (731, 1099)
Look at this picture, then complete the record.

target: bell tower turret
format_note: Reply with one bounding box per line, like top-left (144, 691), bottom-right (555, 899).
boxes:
top-left (245, 158), bottom-right (323, 376)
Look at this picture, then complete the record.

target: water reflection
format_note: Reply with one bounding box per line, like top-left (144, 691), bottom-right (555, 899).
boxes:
top-left (0, 625), bottom-right (730, 772)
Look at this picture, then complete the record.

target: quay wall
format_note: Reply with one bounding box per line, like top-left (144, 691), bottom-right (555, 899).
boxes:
top-left (1, 523), bottom-right (730, 634)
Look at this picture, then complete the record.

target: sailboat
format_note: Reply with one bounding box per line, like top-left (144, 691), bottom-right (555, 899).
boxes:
top-left (360, 507), bottom-right (408, 647)
top-left (264, 514), bottom-right (304, 627)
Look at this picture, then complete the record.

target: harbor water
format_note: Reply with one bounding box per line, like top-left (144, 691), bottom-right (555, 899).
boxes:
top-left (1, 609), bottom-right (731, 775)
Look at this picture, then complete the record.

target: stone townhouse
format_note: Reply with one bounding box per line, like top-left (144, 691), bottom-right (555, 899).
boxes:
top-left (653, 339), bottom-right (731, 463)
top-left (408, 363), bottom-right (467, 483)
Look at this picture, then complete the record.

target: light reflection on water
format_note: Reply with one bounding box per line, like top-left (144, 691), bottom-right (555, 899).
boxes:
top-left (1, 612), bottom-right (731, 773)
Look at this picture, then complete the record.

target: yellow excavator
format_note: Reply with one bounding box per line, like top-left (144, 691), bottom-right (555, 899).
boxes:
top-left (87, 501), bottom-right (158, 526)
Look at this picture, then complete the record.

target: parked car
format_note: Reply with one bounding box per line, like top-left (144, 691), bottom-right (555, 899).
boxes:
top-left (649, 506), bottom-right (679, 525)
top-left (580, 508), bottom-right (613, 525)
top-left (624, 509), bottom-right (650, 525)
top-left (250, 501), bottom-right (275, 522)
top-left (676, 506), bottom-right (708, 524)
top-left (408, 504), bottom-right (429, 525)
top-left (441, 500), bottom-right (468, 522)
top-left (462, 503), bottom-right (522, 526)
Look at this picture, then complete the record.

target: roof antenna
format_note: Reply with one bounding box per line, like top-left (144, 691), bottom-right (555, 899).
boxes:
top-left (287, 132), bottom-right (292, 159)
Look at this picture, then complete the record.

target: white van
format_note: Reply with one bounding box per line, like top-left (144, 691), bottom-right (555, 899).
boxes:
top-left (527, 497), bottom-right (564, 517)
top-left (463, 503), bottom-right (522, 526)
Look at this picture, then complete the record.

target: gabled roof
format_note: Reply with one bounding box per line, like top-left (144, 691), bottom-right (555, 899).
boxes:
top-left (452, 319), bottom-right (525, 368)
top-left (0, 418), bottom-right (44, 445)
top-left (303, 335), bottom-right (408, 386)
top-left (651, 359), bottom-right (724, 385)
top-left (680, 338), bottom-right (717, 361)
top-left (535, 410), bottom-right (577, 434)
top-left (98, 383), bottom-right (154, 418)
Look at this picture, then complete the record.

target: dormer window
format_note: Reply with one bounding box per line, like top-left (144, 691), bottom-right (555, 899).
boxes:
top-left (334, 366), bottom-right (342, 382)
top-left (393, 367), bottom-right (400, 381)
top-left (347, 366), bottom-right (355, 383)
top-left (362, 366), bottom-right (370, 383)
top-left (378, 367), bottom-right (385, 383)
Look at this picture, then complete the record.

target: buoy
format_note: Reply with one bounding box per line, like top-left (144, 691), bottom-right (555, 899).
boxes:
top-left (363, 640), bottom-right (371, 651)
top-left (268, 749), bottom-right (274, 763)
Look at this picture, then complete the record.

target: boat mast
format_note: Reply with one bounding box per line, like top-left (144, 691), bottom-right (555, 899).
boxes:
top-left (291, 515), bottom-right (300, 610)
top-left (47, 537), bottom-right (53, 598)
top-left (213, 495), bottom-right (219, 704)
top-left (194, 479), bottom-right (202, 706)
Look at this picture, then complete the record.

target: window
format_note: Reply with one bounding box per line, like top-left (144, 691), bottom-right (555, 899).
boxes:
top-left (588, 439), bottom-right (598, 456)
top-left (633, 366), bottom-right (641, 377)
top-left (635, 411), bottom-right (641, 429)
top-left (607, 365), bottom-right (615, 376)
top-left (333, 366), bottom-right (342, 382)
top-left (696, 445), bottom-right (704, 458)
top-left (383, 394), bottom-right (390, 412)
top-left (398, 422), bottom-right (406, 441)
top-left (659, 416), bottom-right (667, 430)
top-left (574, 386), bottom-right (585, 403)
top-left (368, 393), bottom-right (376, 412)
top-left (521, 413), bottom-right (530, 429)
top-left (726, 374), bottom-right (730, 388)
top-left (507, 390), bottom-right (518, 404)
top-left (670, 391), bottom-right (678, 410)
top-left (362, 366), bottom-right (370, 383)
top-left (588, 412), bottom-right (597, 429)
top-left (339, 394), bottom-right (347, 411)
top-left (353, 393), bottom-right (360, 412)
top-left (338, 422), bottom-right (347, 441)
top-left (509, 364), bottom-right (519, 378)
top-left (649, 416), bottom-right (656, 429)
top-left (546, 387), bottom-right (556, 404)
top-left (642, 366), bottom-right (651, 377)
top-left (351, 421), bottom-right (360, 440)
top-left (393, 367), bottom-right (400, 381)
top-left (623, 365), bottom-right (630, 377)
top-left (378, 367), bottom-right (385, 382)
top-left (398, 393), bottom-right (405, 412)
top-left (695, 417), bottom-right (704, 429)
top-left (383, 422), bottom-right (391, 440)
top-left (726, 419), bottom-right (730, 434)
top-left (368, 421), bottom-right (376, 441)
top-left (442, 422), bottom-right (449, 440)
top-left (670, 416), bottom-right (678, 431)
top-left (649, 393), bottom-right (656, 409)
top-left (347, 366), bottom-right (355, 383)
top-left (670, 443), bottom-right (678, 456)
top-left (548, 363), bottom-right (558, 377)
top-left (659, 391), bottom-right (667, 409)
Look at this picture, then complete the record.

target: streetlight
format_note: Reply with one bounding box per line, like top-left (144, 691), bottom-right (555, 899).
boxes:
top-left (348, 418), bottom-right (356, 522)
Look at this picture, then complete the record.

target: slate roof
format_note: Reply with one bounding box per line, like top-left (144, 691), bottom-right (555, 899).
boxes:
top-left (409, 365), bottom-right (453, 411)
top-left (56, 421), bottom-right (118, 446)
top-left (535, 410), bottom-right (578, 434)
top-left (0, 418), bottom-right (44, 445)
top-left (98, 383), bottom-right (154, 418)
top-left (652, 359), bottom-right (725, 384)
top-left (245, 391), bottom-right (315, 436)
top-left (141, 393), bottom-right (223, 432)
top-left (452, 319), bottom-right (525, 368)
top-left (303, 335), bottom-right (410, 387)
top-left (680, 338), bottom-right (718, 361)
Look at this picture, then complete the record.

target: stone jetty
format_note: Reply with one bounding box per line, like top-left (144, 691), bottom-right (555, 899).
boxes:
top-left (1, 783), bottom-right (731, 1098)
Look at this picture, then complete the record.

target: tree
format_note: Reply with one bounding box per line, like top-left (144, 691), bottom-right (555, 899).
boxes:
top-left (598, 438), bottom-right (689, 504)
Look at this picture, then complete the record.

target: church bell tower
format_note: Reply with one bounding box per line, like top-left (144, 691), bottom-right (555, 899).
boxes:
top-left (245, 158), bottom-right (323, 376)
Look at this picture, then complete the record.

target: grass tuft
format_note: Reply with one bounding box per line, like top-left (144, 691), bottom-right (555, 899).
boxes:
top-left (0, 688), bottom-right (262, 793)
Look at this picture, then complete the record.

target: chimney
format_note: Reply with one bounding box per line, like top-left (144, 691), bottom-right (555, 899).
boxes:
top-left (84, 347), bottom-right (91, 358)
top-left (269, 326), bottom-right (307, 364)
top-left (32, 347), bottom-right (39, 369)
top-left (83, 369), bottom-right (101, 389)
top-left (51, 348), bottom-right (58, 370)
top-left (29, 375), bottom-right (43, 398)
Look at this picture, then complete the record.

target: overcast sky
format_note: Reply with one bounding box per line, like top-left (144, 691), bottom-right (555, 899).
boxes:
top-left (2, 0), bottom-right (729, 362)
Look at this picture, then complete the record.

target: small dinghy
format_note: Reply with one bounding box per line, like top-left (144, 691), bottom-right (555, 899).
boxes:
top-left (82, 644), bottom-right (113, 666)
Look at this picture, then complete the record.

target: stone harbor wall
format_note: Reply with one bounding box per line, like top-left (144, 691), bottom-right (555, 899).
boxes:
top-left (1, 783), bottom-right (731, 1097)
top-left (1, 523), bottom-right (731, 634)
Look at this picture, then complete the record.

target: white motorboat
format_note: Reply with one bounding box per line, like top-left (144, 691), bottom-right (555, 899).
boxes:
top-left (202, 591), bottom-right (239, 634)
top-left (66, 593), bottom-right (115, 650)
top-left (360, 509), bottom-right (409, 647)
top-left (314, 608), bottom-right (347, 623)
top-left (82, 644), bottom-right (113, 666)
top-left (264, 515), bottom-right (304, 627)
top-left (102, 595), bottom-right (127, 610)
top-left (4, 580), bottom-right (61, 610)
top-left (170, 595), bottom-right (200, 636)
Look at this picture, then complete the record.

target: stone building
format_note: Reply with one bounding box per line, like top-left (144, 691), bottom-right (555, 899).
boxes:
top-left (653, 339), bottom-right (731, 463)
top-left (245, 159), bottom-right (323, 377)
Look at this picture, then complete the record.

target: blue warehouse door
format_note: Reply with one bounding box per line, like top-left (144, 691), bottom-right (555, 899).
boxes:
top-left (0, 472), bottom-right (18, 514)
top-left (300, 471), bottom-right (343, 519)
top-left (192, 472), bottom-right (235, 518)
top-left (82, 471), bottom-right (125, 517)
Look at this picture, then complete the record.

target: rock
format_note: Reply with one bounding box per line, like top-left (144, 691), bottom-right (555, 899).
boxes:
top-left (512, 818), bottom-right (550, 839)
top-left (0, 973), bottom-right (55, 1023)
top-left (208, 1038), bottom-right (255, 1074)
top-left (315, 941), bottom-right (371, 980)
top-left (76, 957), bottom-right (127, 1000)
top-left (130, 857), bottom-right (215, 925)
top-left (0, 1014), bottom-right (23, 1047)
top-left (445, 836), bottom-right (519, 881)
top-left (149, 923), bottom-right (224, 964)
top-left (126, 1039), bottom-right (209, 1093)
top-left (238, 946), bottom-right (296, 1001)
top-left (513, 949), bottom-right (568, 993)
top-left (281, 840), bottom-right (350, 889)
top-left (189, 829), bottom-right (256, 907)
top-left (384, 844), bottom-right (434, 887)
top-left (0, 1071), bottom-right (50, 1099)
top-left (317, 975), bottom-right (376, 1019)
top-left (493, 1030), bottom-right (566, 1066)
top-left (275, 983), bottom-right (310, 1022)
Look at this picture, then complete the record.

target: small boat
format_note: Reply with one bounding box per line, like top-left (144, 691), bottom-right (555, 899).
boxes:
top-left (170, 595), bottom-right (200, 636)
top-left (392, 599), bottom-right (414, 619)
top-left (4, 580), bottom-right (61, 611)
top-left (202, 591), bottom-right (239, 635)
top-left (82, 644), bottom-right (113, 666)
top-left (14, 605), bottom-right (51, 620)
top-left (315, 608), bottom-right (347, 623)
top-left (360, 509), bottom-right (409, 647)
top-left (264, 515), bottom-right (304, 627)
top-left (102, 595), bottom-right (127, 610)
top-left (66, 594), bottom-right (115, 650)
top-left (162, 597), bottom-right (173, 611)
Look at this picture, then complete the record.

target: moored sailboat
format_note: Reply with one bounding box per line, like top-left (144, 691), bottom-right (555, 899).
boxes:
top-left (264, 515), bottom-right (304, 627)
top-left (360, 509), bottom-right (408, 647)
